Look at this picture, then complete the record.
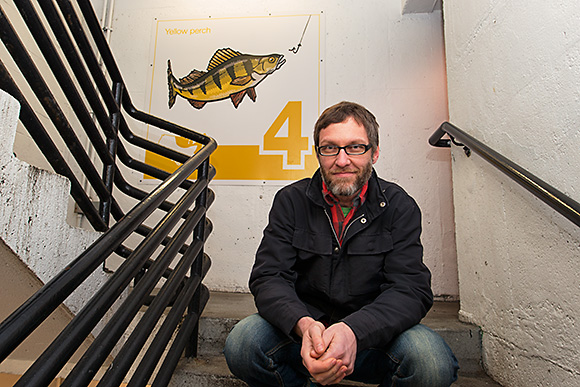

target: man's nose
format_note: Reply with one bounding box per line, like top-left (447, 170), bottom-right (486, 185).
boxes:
top-left (334, 148), bottom-right (351, 166)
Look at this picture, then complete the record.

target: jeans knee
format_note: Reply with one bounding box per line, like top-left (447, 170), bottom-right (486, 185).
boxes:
top-left (223, 314), bottom-right (261, 373)
top-left (224, 314), bottom-right (307, 387)
top-left (391, 325), bottom-right (458, 386)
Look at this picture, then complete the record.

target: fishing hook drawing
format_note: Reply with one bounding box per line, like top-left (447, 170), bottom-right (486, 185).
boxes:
top-left (289, 15), bottom-right (312, 54)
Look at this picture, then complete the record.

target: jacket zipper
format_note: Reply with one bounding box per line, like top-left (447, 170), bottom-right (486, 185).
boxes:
top-left (324, 209), bottom-right (365, 321)
top-left (324, 208), bottom-right (339, 301)
top-left (343, 213), bottom-right (365, 243)
top-left (324, 209), bottom-right (340, 245)
top-left (324, 209), bottom-right (366, 246)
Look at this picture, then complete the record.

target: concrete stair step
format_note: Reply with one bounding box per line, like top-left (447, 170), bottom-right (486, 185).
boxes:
top-left (169, 354), bottom-right (500, 387)
top-left (169, 292), bottom-right (501, 386)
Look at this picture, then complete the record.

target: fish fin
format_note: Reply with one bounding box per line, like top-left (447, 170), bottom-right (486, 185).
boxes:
top-left (167, 59), bottom-right (177, 109)
top-left (207, 48), bottom-right (243, 71)
top-left (230, 75), bottom-right (253, 86)
top-left (230, 90), bottom-right (247, 108)
top-left (247, 87), bottom-right (257, 102)
top-left (189, 100), bottom-right (207, 109)
top-left (179, 69), bottom-right (205, 85)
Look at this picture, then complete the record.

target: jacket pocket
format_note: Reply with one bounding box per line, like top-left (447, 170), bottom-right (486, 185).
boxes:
top-left (292, 228), bottom-right (333, 255)
top-left (292, 229), bottom-right (333, 294)
top-left (345, 233), bottom-right (393, 296)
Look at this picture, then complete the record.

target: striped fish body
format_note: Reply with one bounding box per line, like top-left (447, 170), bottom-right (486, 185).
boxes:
top-left (167, 48), bottom-right (285, 109)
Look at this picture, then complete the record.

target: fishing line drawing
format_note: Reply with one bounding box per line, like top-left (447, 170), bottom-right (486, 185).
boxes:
top-left (167, 48), bottom-right (285, 109)
top-left (289, 15), bottom-right (312, 54)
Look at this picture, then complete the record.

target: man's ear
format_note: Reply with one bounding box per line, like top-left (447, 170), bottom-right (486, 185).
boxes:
top-left (372, 146), bottom-right (380, 164)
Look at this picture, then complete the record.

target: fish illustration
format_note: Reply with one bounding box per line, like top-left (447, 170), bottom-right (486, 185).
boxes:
top-left (167, 48), bottom-right (285, 109)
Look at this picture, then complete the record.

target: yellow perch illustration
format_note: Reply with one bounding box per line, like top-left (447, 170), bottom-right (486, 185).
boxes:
top-left (167, 48), bottom-right (285, 109)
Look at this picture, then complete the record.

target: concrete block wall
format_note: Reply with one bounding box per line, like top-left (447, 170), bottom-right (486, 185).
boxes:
top-left (0, 88), bottom-right (108, 315)
top-left (443, 1), bottom-right (580, 385)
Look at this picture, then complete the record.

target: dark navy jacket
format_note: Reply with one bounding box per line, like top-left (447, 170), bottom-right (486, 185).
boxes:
top-left (249, 169), bottom-right (433, 351)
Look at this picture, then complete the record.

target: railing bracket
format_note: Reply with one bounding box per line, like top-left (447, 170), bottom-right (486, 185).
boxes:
top-left (449, 135), bottom-right (471, 157)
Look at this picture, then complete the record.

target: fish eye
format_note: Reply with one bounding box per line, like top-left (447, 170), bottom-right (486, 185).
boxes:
top-left (268, 57), bottom-right (276, 63)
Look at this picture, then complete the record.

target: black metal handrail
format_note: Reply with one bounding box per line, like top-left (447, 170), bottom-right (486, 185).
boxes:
top-left (430, 121), bottom-right (580, 228)
top-left (0, 0), bottom-right (217, 385)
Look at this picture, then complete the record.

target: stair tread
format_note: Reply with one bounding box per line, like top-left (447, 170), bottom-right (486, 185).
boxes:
top-left (197, 291), bottom-right (486, 378)
top-left (170, 354), bottom-right (501, 387)
top-left (201, 291), bottom-right (257, 320)
top-left (201, 291), bottom-right (468, 329)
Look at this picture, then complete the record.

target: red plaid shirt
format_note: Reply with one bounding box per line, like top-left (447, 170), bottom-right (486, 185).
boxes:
top-left (322, 181), bottom-right (369, 245)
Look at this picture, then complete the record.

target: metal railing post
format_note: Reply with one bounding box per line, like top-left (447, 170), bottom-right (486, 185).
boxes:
top-left (100, 81), bottom-right (123, 226)
top-left (185, 158), bottom-right (210, 357)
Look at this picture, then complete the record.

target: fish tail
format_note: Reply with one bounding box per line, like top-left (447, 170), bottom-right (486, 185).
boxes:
top-left (167, 59), bottom-right (177, 109)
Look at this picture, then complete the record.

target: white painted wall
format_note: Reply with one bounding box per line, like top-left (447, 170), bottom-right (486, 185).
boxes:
top-left (443, 1), bottom-right (580, 385)
top-left (102, 0), bottom-right (457, 297)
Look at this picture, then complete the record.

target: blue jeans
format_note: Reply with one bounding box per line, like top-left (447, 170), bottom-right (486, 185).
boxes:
top-left (224, 314), bottom-right (459, 387)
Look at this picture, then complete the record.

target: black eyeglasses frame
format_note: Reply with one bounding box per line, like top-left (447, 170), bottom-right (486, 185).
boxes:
top-left (316, 144), bottom-right (372, 156)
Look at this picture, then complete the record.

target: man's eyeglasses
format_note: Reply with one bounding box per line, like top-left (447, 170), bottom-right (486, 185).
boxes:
top-left (316, 144), bottom-right (372, 156)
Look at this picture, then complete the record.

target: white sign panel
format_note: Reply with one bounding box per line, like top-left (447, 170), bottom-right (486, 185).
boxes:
top-left (145, 14), bottom-right (324, 184)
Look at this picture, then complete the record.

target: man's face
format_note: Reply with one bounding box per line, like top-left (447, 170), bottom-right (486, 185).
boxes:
top-left (318, 117), bottom-right (379, 200)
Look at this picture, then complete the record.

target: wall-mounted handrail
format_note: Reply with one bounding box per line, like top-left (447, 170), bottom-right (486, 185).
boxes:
top-left (430, 121), bottom-right (580, 228)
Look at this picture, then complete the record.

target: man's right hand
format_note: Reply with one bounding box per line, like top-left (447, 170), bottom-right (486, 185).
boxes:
top-left (294, 317), bottom-right (349, 385)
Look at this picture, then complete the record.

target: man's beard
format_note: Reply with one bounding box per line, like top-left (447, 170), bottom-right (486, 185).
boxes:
top-left (321, 161), bottom-right (373, 198)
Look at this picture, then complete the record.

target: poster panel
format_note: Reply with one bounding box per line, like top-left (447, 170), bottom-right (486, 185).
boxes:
top-left (144, 13), bottom-right (324, 185)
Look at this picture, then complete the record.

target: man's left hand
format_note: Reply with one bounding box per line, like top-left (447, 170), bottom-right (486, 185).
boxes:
top-left (317, 322), bottom-right (357, 377)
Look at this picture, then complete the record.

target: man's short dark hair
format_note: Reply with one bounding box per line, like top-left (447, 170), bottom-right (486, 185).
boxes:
top-left (314, 101), bottom-right (379, 152)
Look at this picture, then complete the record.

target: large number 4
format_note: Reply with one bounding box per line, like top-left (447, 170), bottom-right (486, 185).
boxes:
top-left (263, 101), bottom-right (310, 166)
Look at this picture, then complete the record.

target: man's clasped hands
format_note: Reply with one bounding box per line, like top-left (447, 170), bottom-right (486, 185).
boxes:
top-left (295, 317), bottom-right (358, 386)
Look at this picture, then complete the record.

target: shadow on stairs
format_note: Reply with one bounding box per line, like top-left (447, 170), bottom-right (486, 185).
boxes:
top-left (168, 292), bottom-right (501, 387)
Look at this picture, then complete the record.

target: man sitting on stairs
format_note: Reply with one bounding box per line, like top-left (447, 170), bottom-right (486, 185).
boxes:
top-left (224, 101), bottom-right (459, 386)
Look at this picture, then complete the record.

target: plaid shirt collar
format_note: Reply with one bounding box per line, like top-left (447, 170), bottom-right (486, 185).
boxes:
top-left (322, 181), bottom-right (369, 245)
